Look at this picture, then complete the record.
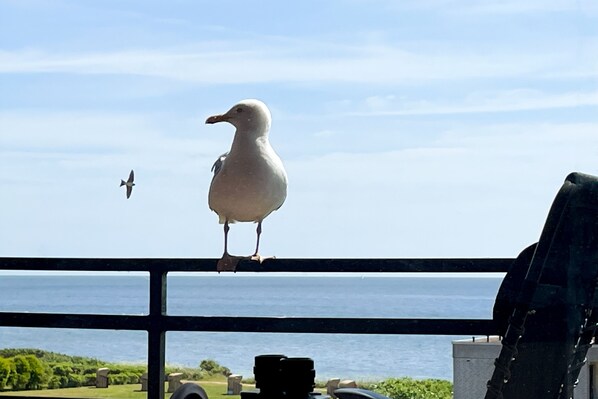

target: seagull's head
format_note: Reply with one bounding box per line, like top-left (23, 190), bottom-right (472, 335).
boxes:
top-left (205, 99), bottom-right (272, 134)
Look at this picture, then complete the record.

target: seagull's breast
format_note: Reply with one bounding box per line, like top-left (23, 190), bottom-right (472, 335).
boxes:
top-left (208, 143), bottom-right (287, 224)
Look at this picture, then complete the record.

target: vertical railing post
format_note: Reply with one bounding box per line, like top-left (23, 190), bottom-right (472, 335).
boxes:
top-left (148, 269), bottom-right (167, 399)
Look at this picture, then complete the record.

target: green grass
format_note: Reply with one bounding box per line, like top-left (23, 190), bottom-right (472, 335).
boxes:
top-left (0, 381), bottom-right (245, 399)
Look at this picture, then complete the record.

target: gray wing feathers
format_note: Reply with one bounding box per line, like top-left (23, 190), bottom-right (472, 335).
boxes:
top-left (211, 152), bottom-right (228, 177)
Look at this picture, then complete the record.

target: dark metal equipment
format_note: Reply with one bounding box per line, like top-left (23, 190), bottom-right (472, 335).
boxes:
top-left (170, 383), bottom-right (209, 399)
top-left (241, 355), bottom-right (326, 399)
top-left (333, 388), bottom-right (391, 399)
top-left (486, 172), bottom-right (598, 399)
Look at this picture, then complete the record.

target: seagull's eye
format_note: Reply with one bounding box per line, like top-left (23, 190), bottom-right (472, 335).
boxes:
top-left (236, 107), bottom-right (243, 113)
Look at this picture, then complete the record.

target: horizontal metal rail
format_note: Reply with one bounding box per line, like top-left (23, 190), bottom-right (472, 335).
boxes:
top-left (0, 257), bottom-right (512, 273)
top-left (0, 313), bottom-right (496, 335)
top-left (0, 257), bottom-right (512, 399)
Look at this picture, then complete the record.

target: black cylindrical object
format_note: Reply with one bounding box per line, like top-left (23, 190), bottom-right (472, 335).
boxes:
top-left (254, 354), bottom-right (287, 397)
top-left (280, 357), bottom-right (316, 398)
top-left (245, 354), bottom-right (319, 399)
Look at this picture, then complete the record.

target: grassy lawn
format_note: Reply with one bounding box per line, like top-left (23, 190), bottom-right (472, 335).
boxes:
top-left (0, 381), bottom-right (245, 399)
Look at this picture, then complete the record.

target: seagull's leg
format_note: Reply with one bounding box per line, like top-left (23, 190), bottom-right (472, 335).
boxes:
top-left (223, 220), bottom-right (230, 256)
top-left (252, 221), bottom-right (262, 258)
top-left (217, 220), bottom-right (242, 272)
top-left (251, 221), bottom-right (274, 263)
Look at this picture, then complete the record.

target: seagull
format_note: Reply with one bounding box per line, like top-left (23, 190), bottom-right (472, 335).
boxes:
top-left (206, 99), bottom-right (288, 272)
top-left (120, 170), bottom-right (135, 199)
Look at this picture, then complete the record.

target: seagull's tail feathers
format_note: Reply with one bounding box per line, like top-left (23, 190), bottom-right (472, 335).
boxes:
top-left (120, 180), bottom-right (126, 187)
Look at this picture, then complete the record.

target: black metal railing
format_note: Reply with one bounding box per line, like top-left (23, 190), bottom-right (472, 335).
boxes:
top-left (0, 257), bottom-right (512, 399)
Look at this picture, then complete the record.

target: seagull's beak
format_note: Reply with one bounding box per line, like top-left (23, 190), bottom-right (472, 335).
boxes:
top-left (205, 114), bottom-right (230, 124)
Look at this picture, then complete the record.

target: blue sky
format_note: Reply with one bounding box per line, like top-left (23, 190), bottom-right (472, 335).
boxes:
top-left (1, 0), bottom-right (597, 260)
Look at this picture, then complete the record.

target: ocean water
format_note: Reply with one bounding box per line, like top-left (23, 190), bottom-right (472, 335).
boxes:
top-left (0, 274), bottom-right (503, 381)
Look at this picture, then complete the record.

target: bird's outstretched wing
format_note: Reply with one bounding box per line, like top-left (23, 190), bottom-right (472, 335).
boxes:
top-left (211, 152), bottom-right (228, 177)
top-left (128, 169), bottom-right (135, 183)
top-left (126, 185), bottom-right (133, 199)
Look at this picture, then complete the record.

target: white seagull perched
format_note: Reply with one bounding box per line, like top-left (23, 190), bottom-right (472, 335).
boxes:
top-left (206, 99), bottom-right (288, 272)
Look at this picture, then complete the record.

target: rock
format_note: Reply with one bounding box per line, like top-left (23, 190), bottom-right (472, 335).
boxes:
top-left (167, 372), bottom-right (184, 393)
top-left (96, 368), bottom-right (110, 388)
top-left (326, 378), bottom-right (341, 398)
top-left (227, 374), bottom-right (243, 395)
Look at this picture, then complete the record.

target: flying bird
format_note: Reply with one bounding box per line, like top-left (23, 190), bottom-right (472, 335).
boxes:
top-left (120, 170), bottom-right (135, 199)
top-left (206, 99), bottom-right (288, 272)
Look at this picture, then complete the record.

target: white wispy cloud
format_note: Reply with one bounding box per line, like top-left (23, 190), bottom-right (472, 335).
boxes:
top-left (378, 0), bottom-right (598, 14)
top-left (349, 89), bottom-right (598, 116)
top-left (457, 0), bottom-right (598, 14)
top-left (0, 110), bottom-right (216, 153)
top-left (0, 37), bottom-right (592, 85)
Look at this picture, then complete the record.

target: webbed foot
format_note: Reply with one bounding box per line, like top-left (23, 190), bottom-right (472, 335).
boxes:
top-left (217, 253), bottom-right (244, 272)
top-left (250, 254), bottom-right (276, 263)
